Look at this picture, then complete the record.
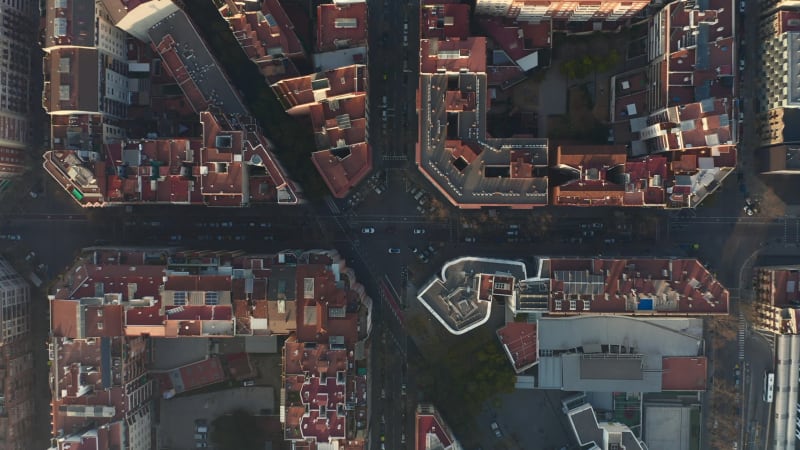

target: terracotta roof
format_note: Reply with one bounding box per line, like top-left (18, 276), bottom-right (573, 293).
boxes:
top-left (547, 258), bottom-right (729, 315)
top-left (316, 1), bottom-right (368, 52)
top-left (496, 322), bottom-right (538, 373)
top-left (661, 356), bottom-right (707, 390)
top-left (420, 37), bottom-right (487, 74)
top-left (420, 3), bottom-right (470, 40)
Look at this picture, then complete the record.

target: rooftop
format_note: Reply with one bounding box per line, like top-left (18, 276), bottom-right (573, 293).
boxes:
top-left (657, 0), bottom-right (736, 109)
top-left (49, 335), bottom-right (151, 443)
top-left (148, 9), bottom-right (248, 115)
top-left (756, 266), bottom-right (800, 308)
top-left (417, 37), bottom-right (549, 208)
top-left (478, 17), bottom-right (551, 62)
top-left (154, 356), bottom-right (226, 394)
top-left (496, 322), bottom-right (538, 373)
top-left (537, 316), bottom-right (704, 392)
top-left (661, 356), bottom-right (707, 390)
top-left (546, 258), bottom-right (729, 315)
top-left (50, 249), bottom-right (368, 340)
top-left (42, 48), bottom-right (100, 114)
top-left (219, 0), bottom-right (306, 84)
top-left (420, 3), bottom-right (470, 40)
top-left (284, 339), bottom-right (349, 443)
top-left (42, 109), bottom-right (301, 206)
top-left (552, 145), bottom-right (668, 207)
top-left (272, 65), bottom-right (371, 198)
top-left (419, 257), bottom-right (727, 335)
top-left (566, 403), bottom-right (645, 450)
top-left (44, 0), bottom-right (98, 48)
top-left (417, 257), bottom-right (528, 335)
top-left (415, 404), bottom-right (460, 450)
top-left (316, 1), bottom-right (368, 53)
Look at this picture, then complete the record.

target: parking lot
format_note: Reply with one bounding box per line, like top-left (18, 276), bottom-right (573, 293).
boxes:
top-left (158, 387), bottom-right (275, 449)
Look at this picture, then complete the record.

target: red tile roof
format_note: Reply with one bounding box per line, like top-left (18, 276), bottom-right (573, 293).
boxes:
top-left (547, 258), bottom-right (729, 315)
top-left (761, 268), bottom-right (800, 307)
top-left (478, 17), bottom-right (550, 61)
top-left (496, 322), bottom-right (538, 373)
top-left (552, 146), bottom-right (667, 207)
top-left (272, 66), bottom-right (371, 198)
top-left (421, 3), bottom-right (470, 40)
top-left (44, 108), bottom-right (301, 207)
top-left (316, 2), bottom-right (368, 52)
top-left (220, 0), bottom-right (306, 84)
top-left (661, 357), bottom-right (707, 391)
top-left (778, 10), bottom-right (800, 34)
top-left (415, 405), bottom-right (456, 450)
top-left (420, 37), bottom-right (487, 74)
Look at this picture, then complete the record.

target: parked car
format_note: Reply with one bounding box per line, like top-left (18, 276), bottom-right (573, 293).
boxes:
top-left (491, 422), bottom-right (502, 438)
top-left (362, 227), bottom-right (375, 234)
top-left (413, 228), bottom-right (426, 235)
top-left (242, 380), bottom-right (255, 387)
top-left (388, 248), bottom-right (401, 254)
top-left (464, 237), bottom-right (476, 243)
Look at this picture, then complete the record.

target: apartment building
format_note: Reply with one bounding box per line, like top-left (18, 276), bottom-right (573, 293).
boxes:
top-left (47, 248), bottom-right (371, 448)
top-left (272, 65), bottom-right (371, 198)
top-left (474, 0), bottom-right (649, 23)
top-left (418, 256), bottom-right (728, 335)
top-left (0, 0), bottom-right (38, 181)
top-left (42, 0), bottom-right (133, 146)
top-left (314, 0), bottom-right (368, 70)
top-left (0, 258), bottom-right (34, 450)
top-left (757, 10), bottom-right (800, 153)
top-left (218, 0), bottom-right (307, 84)
top-left (415, 404), bottom-right (462, 450)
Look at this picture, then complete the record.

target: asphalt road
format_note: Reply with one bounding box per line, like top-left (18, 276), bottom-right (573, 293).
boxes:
top-left (6, 0), bottom-right (799, 447)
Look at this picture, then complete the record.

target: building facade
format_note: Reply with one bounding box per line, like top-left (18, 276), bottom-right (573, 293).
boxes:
top-left (0, 258), bottom-right (34, 450)
top-left (474, 0), bottom-right (649, 23)
top-left (0, 1), bottom-right (40, 180)
top-left (757, 11), bottom-right (800, 147)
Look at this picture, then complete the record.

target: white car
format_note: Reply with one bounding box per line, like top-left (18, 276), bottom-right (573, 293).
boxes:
top-left (491, 422), bottom-right (502, 438)
top-left (361, 227), bottom-right (375, 234)
top-left (413, 228), bottom-right (425, 235)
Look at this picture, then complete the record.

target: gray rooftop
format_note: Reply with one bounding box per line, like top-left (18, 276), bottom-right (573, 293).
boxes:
top-left (147, 9), bottom-right (248, 116)
top-left (417, 257), bottom-right (527, 334)
top-left (568, 405), bottom-right (605, 449)
top-left (537, 316), bottom-right (702, 392)
top-left (567, 403), bottom-right (645, 450)
top-left (418, 72), bottom-right (548, 207)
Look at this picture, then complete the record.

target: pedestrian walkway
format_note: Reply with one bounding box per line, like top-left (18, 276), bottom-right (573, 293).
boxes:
top-left (739, 311), bottom-right (746, 360)
top-left (323, 196), bottom-right (340, 215)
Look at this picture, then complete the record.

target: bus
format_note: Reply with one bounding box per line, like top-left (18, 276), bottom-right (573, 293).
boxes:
top-left (764, 371), bottom-right (774, 403)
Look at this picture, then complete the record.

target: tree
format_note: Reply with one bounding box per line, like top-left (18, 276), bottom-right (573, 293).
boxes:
top-left (210, 410), bottom-right (265, 450)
